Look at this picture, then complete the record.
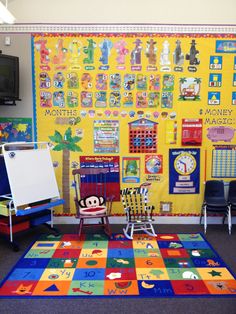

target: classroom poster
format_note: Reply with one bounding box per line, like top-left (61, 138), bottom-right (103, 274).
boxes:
top-left (169, 148), bottom-right (200, 194)
top-left (145, 155), bottom-right (163, 174)
top-left (0, 118), bottom-right (32, 143)
top-left (122, 157), bottom-right (140, 183)
top-left (32, 31), bottom-right (236, 216)
top-left (93, 120), bottom-right (119, 153)
top-left (79, 155), bottom-right (120, 200)
top-left (211, 145), bottom-right (236, 178)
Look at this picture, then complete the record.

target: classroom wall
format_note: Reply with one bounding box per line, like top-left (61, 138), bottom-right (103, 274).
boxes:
top-left (6, 0), bottom-right (236, 24)
top-left (31, 31), bottom-right (236, 217)
top-left (0, 0), bottom-right (235, 221)
top-left (0, 34), bottom-right (32, 118)
top-left (1, 0), bottom-right (235, 119)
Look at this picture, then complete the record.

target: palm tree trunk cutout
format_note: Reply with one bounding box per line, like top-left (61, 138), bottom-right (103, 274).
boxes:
top-left (49, 127), bottom-right (82, 214)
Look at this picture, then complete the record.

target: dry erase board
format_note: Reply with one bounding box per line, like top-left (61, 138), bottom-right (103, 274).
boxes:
top-left (3, 146), bottom-right (60, 207)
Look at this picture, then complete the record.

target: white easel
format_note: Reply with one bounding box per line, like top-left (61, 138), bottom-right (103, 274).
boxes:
top-left (0, 142), bottom-right (64, 250)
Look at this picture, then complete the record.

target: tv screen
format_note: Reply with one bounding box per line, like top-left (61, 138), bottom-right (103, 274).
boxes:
top-left (0, 54), bottom-right (19, 100)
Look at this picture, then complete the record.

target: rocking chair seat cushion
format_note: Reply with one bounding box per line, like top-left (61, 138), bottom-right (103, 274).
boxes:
top-left (79, 206), bottom-right (107, 216)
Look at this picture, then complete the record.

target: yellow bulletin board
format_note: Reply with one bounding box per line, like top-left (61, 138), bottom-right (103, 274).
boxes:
top-left (32, 29), bottom-right (236, 216)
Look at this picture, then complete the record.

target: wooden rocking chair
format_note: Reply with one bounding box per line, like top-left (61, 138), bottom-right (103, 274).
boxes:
top-left (72, 168), bottom-right (113, 239)
top-left (120, 186), bottom-right (156, 239)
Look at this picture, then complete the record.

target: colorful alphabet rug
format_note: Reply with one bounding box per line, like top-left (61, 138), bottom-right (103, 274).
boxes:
top-left (1, 233), bottom-right (236, 298)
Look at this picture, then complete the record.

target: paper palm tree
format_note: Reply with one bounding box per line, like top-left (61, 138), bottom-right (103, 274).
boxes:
top-left (179, 77), bottom-right (187, 95)
top-left (194, 78), bottom-right (201, 97)
top-left (49, 127), bottom-right (82, 213)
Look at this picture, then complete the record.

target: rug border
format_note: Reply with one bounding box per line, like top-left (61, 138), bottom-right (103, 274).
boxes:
top-left (0, 232), bottom-right (236, 299)
top-left (200, 232), bottom-right (236, 280)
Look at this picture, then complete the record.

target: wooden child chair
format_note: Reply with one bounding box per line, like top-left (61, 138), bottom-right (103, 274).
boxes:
top-left (72, 168), bottom-right (113, 238)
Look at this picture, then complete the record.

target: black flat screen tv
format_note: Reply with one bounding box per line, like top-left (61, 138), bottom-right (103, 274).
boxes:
top-left (0, 53), bottom-right (19, 101)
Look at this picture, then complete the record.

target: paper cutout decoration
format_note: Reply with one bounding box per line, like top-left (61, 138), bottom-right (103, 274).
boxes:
top-left (128, 119), bottom-right (158, 153)
top-left (122, 157), bottom-right (140, 183)
top-left (208, 92), bottom-right (220, 105)
top-left (209, 56), bottom-right (222, 70)
top-left (179, 77), bottom-right (201, 101)
top-left (145, 155), bottom-right (163, 174)
top-left (181, 119), bottom-right (202, 146)
top-left (207, 126), bottom-right (235, 143)
top-left (166, 120), bottom-right (177, 144)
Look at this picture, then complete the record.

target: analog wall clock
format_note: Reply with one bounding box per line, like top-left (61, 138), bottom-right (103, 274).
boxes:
top-left (174, 152), bottom-right (196, 175)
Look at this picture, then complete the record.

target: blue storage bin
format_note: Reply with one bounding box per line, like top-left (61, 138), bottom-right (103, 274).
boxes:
top-left (30, 210), bottom-right (51, 227)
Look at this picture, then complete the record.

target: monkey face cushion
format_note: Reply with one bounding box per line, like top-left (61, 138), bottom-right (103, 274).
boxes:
top-left (78, 195), bottom-right (107, 215)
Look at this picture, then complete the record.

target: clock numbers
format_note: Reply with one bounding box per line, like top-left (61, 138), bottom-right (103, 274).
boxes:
top-left (174, 153), bottom-right (196, 175)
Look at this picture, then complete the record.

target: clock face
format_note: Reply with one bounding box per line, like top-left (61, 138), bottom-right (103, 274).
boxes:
top-left (174, 152), bottom-right (196, 175)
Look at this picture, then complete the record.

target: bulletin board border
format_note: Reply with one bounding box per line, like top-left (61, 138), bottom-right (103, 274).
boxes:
top-left (0, 23), bottom-right (236, 34)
